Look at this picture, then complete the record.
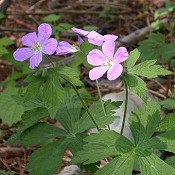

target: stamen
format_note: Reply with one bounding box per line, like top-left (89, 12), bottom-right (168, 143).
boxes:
top-left (30, 42), bottom-right (42, 53)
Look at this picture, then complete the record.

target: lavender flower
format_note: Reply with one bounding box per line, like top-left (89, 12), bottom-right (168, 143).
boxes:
top-left (87, 41), bottom-right (128, 80)
top-left (72, 27), bottom-right (118, 46)
top-left (13, 23), bottom-right (57, 69)
top-left (56, 41), bottom-right (80, 55)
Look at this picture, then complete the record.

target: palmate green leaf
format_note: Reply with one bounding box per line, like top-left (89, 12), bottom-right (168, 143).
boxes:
top-left (72, 130), bottom-right (134, 165)
top-left (95, 151), bottom-right (135, 175)
top-left (58, 66), bottom-right (83, 86)
top-left (125, 73), bottom-right (147, 100)
top-left (78, 100), bottom-right (122, 132)
top-left (138, 33), bottom-right (165, 61)
top-left (8, 122), bottom-right (68, 146)
top-left (24, 75), bottom-right (44, 101)
top-left (160, 98), bottom-right (175, 109)
top-left (43, 68), bottom-right (64, 119)
top-left (129, 100), bottom-right (161, 145)
top-left (27, 139), bottom-right (70, 175)
top-left (157, 113), bottom-right (175, 132)
top-left (125, 48), bottom-right (140, 70)
top-left (55, 95), bottom-right (82, 134)
top-left (0, 87), bottom-right (25, 125)
top-left (128, 60), bottom-right (172, 78)
top-left (151, 129), bottom-right (175, 153)
top-left (161, 41), bottom-right (175, 63)
top-left (139, 153), bottom-right (175, 175)
top-left (165, 156), bottom-right (175, 169)
top-left (7, 108), bottom-right (49, 144)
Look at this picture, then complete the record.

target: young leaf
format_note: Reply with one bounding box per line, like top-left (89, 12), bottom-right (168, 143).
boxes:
top-left (72, 130), bottom-right (134, 165)
top-left (0, 37), bottom-right (14, 46)
top-left (9, 122), bottom-right (68, 146)
top-left (27, 139), bottom-right (70, 175)
top-left (43, 68), bottom-right (64, 118)
top-left (95, 151), bottom-right (135, 175)
top-left (42, 14), bottom-right (61, 22)
top-left (0, 87), bottom-right (25, 125)
top-left (125, 73), bottom-right (147, 100)
top-left (58, 66), bottom-right (83, 86)
top-left (125, 48), bottom-right (140, 69)
top-left (139, 153), bottom-right (175, 175)
top-left (128, 60), bottom-right (172, 78)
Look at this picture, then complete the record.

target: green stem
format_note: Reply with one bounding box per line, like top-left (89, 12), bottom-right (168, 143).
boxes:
top-left (70, 82), bottom-right (100, 131)
top-left (45, 55), bottom-right (55, 67)
top-left (96, 79), bottom-right (107, 116)
top-left (120, 77), bottom-right (129, 135)
top-left (96, 80), bottom-right (110, 130)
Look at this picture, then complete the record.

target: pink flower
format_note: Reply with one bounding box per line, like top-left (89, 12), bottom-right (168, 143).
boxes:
top-left (87, 41), bottom-right (128, 80)
top-left (13, 23), bottom-right (57, 69)
top-left (72, 27), bottom-right (118, 46)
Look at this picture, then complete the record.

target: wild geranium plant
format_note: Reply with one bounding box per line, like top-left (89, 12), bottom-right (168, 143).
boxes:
top-left (2, 23), bottom-right (175, 175)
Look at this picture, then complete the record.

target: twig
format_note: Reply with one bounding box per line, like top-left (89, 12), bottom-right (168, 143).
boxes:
top-left (7, 9), bottom-right (133, 16)
top-left (0, 26), bottom-right (30, 32)
top-left (26, 0), bottom-right (47, 25)
top-left (148, 89), bottom-right (166, 99)
top-left (115, 18), bottom-right (168, 47)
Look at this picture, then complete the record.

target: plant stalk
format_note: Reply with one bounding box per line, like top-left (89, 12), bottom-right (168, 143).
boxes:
top-left (120, 77), bottom-right (129, 135)
top-left (70, 82), bottom-right (100, 131)
top-left (96, 80), bottom-right (107, 116)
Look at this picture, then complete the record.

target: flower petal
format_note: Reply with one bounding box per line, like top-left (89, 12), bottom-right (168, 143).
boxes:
top-left (42, 38), bottom-right (58, 55)
top-left (114, 47), bottom-right (128, 63)
top-left (89, 66), bottom-right (108, 80)
top-left (22, 32), bottom-right (38, 47)
top-left (87, 49), bottom-right (105, 66)
top-left (102, 41), bottom-right (115, 59)
top-left (104, 34), bottom-right (118, 42)
top-left (72, 27), bottom-right (89, 36)
top-left (13, 48), bottom-right (34, 61)
top-left (87, 31), bottom-right (104, 46)
top-left (38, 23), bottom-right (52, 42)
top-left (56, 41), bottom-right (77, 55)
top-left (78, 35), bottom-right (84, 45)
top-left (29, 52), bottom-right (42, 69)
top-left (107, 63), bottom-right (123, 80)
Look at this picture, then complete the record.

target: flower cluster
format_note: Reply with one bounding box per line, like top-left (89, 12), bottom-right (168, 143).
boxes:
top-left (13, 23), bottom-right (128, 80)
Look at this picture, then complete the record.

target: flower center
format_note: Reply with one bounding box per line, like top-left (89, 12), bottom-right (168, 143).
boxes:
top-left (30, 42), bottom-right (42, 53)
top-left (105, 56), bottom-right (113, 67)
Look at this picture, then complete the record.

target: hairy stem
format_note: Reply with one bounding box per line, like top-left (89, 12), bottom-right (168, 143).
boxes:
top-left (45, 55), bottom-right (55, 67)
top-left (70, 82), bottom-right (100, 131)
top-left (96, 80), bottom-right (107, 116)
top-left (120, 77), bottom-right (129, 135)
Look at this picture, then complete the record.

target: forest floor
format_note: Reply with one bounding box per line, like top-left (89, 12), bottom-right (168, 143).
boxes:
top-left (0, 0), bottom-right (174, 174)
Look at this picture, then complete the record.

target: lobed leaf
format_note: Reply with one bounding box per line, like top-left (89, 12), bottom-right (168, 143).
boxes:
top-left (43, 68), bottom-right (64, 118)
top-left (139, 153), bottom-right (175, 175)
top-left (128, 60), bottom-right (172, 78)
top-left (0, 87), bottom-right (25, 125)
top-left (125, 73), bottom-right (147, 101)
top-left (95, 151), bottom-right (135, 175)
top-left (27, 139), bottom-right (70, 175)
